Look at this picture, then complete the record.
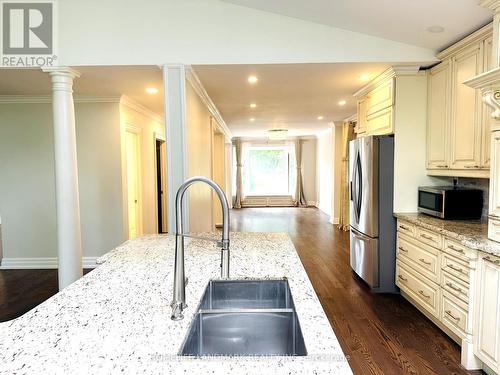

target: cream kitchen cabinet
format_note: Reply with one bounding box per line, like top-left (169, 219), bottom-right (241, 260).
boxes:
top-left (450, 43), bottom-right (483, 170)
top-left (474, 253), bottom-right (500, 374)
top-left (355, 66), bottom-right (425, 138)
top-left (427, 61), bottom-right (451, 169)
top-left (426, 24), bottom-right (491, 178)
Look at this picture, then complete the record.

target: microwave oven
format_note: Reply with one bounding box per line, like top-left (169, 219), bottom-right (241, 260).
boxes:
top-left (418, 186), bottom-right (483, 220)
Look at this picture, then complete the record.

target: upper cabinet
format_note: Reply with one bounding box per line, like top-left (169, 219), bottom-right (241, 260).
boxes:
top-left (426, 24), bottom-right (492, 178)
top-left (355, 74), bottom-right (395, 136)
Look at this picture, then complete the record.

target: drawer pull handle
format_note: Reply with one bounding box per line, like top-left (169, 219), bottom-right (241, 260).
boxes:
top-left (445, 282), bottom-right (463, 293)
top-left (398, 275), bottom-right (408, 282)
top-left (448, 264), bottom-right (465, 274)
top-left (418, 290), bottom-right (430, 299)
top-left (448, 245), bottom-right (464, 254)
top-left (436, 164), bottom-right (448, 168)
top-left (484, 256), bottom-right (500, 266)
top-left (398, 246), bottom-right (408, 253)
top-left (419, 258), bottom-right (431, 266)
top-left (420, 233), bottom-right (434, 240)
top-left (399, 225), bottom-right (410, 231)
top-left (445, 310), bottom-right (460, 321)
top-left (464, 165), bottom-right (479, 169)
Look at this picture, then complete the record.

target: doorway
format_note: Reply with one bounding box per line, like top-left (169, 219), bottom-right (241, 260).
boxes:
top-left (126, 129), bottom-right (141, 239)
top-left (156, 138), bottom-right (168, 233)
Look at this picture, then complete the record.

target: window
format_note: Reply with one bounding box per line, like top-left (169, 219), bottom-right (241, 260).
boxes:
top-left (243, 146), bottom-right (294, 196)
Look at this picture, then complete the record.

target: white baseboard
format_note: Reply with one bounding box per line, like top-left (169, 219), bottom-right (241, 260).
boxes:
top-left (306, 201), bottom-right (318, 207)
top-left (0, 257), bottom-right (99, 270)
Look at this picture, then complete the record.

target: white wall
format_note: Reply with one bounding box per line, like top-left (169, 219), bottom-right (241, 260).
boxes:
top-left (301, 138), bottom-right (317, 205)
top-left (333, 124), bottom-right (344, 222)
top-left (316, 128), bottom-right (334, 218)
top-left (0, 101), bottom-right (124, 262)
top-left (393, 75), bottom-right (446, 212)
top-left (57, 0), bottom-right (436, 66)
top-left (186, 81), bottom-right (214, 232)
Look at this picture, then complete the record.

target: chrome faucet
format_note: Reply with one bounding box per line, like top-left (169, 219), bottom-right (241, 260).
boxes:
top-left (171, 176), bottom-right (230, 321)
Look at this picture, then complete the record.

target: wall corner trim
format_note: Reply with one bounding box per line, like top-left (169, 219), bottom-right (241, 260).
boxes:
top-left (119, 95), bottom-right (163, 124)
top-left (185, 66), bottom-right (232, 141)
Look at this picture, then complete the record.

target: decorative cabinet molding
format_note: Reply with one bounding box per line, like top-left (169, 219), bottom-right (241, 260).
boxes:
top-left (426, 24), bottom-right (492, 178)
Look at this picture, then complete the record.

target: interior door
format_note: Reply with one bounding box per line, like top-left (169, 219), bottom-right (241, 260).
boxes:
top-left (126, 131), bottom-right (140, 239)
top-left (349, 137), bottom-right (378, 237)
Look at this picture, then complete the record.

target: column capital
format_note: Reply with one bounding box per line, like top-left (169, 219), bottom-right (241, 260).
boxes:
top-left (42, 66), bottom-right (81, 79)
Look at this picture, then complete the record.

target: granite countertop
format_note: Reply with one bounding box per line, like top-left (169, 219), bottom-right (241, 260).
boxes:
top-left (0, 233), bottom-right (351, 374)
top-left (394, 213), bottom-right (500, 256)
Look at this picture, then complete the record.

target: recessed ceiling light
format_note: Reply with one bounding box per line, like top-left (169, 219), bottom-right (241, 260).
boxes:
top-left (338, 100), bottom-right (346, 106)
top-left (317, 116), bottom-right (324, 120)
top-left (250, 103), bottom-right (257, 108)
top-left (248, 75), bottom-right (258, 84)
top-left (426, 25), bottom-right (445, 34)
top-left (145, 87), bottom-right (158, 94)
top-left (359, 73), bottom-right (370, 82)
top-left (250, 117), bottom-right (255, 122)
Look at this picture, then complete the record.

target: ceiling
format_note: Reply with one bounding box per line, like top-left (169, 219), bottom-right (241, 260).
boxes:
top-left (0, 66), bottom-right (164, 114)
top-left (222, 0), bottom-right (492, 51)
top-left (193, 63), bottom-right (392, 137)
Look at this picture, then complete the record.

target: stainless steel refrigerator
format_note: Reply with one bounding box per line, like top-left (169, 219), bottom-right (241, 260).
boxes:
top-left (349, 135), bottom-right (397, 293)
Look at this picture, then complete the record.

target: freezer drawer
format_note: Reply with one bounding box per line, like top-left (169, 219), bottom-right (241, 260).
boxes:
top-left (350, 228), bottom-right (379, 288)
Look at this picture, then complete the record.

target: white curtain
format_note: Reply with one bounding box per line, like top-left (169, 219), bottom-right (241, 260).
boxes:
top-left (294, 139), bottom-right (307, 207)
top-left (233, 138), bottom-right (243, 208)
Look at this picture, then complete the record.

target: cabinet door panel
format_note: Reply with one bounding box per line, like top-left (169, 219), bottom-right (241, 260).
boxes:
top-left (356, 99), bottom-right (367, 135)
top-left (474, 255), bottom-right (500, 372)
top-left (450, 44), bottom-right (483, 169)
top-left (427, 62), bottom-right (450, 169)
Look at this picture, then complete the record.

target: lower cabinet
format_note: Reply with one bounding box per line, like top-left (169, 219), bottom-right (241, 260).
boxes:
top-left (474, 254), bottom-right (500, 373)
top-left (396, 219), bottom-right (500, 373)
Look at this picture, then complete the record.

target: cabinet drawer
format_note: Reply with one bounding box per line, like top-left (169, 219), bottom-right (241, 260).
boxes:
top-left (416, 227), bottom-right (443, 249)
top-left (396, 260), bottom-right (440, 318)
top-left (442, 255), bottom-right (470, 284)
top-left (397, 235), bottom-right (440, 283)
top-left (366, 106), bottom-right (393, 135)
top-left (443, 238), bottom-right (471, 263)
top-left (367, 78), bottom-right (394, 116)
top-left (397, 221), bottom-right (415, 237)
top-left (441, 291), bottom-right (469, 338)
top-left (441, 270), bottom-right (469, 304)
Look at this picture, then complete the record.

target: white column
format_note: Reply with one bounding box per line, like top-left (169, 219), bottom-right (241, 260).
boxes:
top-left (43, 67), bottom-right (83, 290)
top-left (162, 64), bottom-right (189, 233)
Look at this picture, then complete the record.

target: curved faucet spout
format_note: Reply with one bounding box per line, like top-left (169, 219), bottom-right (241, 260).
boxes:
top-left (171, 176), bottom-right (230, 321)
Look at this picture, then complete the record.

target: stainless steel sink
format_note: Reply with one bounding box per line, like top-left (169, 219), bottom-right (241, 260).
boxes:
top-left (179, 279), bottom-right (307, 356)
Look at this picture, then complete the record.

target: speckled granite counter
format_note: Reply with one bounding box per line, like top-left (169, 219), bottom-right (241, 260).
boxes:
top-left (0, 233), bottom-right (351, 374)
top-left (394, 213), bottom-right (500, 256)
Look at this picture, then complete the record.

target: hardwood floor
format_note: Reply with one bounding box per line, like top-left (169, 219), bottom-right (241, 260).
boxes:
top-left (231, 207), bottom-right (483, 375)
top-left (0, 269), bottom-right (91, 322)
top-left (0, 207), bottom-right (483, 374)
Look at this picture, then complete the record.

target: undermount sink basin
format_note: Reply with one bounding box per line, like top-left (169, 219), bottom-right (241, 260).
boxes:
top-left (179, 279), bottom-right (307, 356)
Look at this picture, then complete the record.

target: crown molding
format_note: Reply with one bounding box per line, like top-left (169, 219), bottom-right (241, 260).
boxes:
top-left (480, 0), bottom-right (500, 12)
top-left (0, 95), bottom-right (122, 104)
top-left (119, 95), bottom-right (163, 124)
top-left (437, 22), bottom-right (492, 60)
top-left (344, 113), bottom-right (357, 123)
top-left (185, 66), bottom-right (232, 141)
top-left (353, 65), bottom-right (421, 98)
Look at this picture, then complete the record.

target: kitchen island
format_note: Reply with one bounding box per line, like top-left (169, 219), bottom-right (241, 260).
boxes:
top-left (0, 232), bottom-right (351, 374)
